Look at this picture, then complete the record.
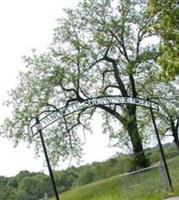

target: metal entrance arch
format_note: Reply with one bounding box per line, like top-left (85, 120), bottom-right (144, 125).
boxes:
top-left (29, 96), bottom-right (173, 200)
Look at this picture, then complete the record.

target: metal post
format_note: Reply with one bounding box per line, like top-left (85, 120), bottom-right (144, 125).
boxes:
top-left (150, 107), bottom-right (173, 192)
top-left (36, 118), bottom-right (60, 200)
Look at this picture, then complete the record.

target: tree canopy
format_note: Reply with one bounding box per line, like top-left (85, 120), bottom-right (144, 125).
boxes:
top-left (1, 0), bottom-right (178, 168)
top-left (148, 0), bottom-right (179, 79)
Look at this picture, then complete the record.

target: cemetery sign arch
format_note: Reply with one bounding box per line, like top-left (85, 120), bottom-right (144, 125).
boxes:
top-left (30, 96), bottom-right (158, 136)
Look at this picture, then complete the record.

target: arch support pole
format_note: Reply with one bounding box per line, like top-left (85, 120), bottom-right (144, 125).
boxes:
top-left (150, 107), bottom-right (173, 192)
top-left (36, 117), bottom-right (60, 200)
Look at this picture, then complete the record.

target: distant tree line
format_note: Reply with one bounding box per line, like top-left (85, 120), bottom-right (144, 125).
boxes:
top-left (0, 155), bottom-right (134, 200)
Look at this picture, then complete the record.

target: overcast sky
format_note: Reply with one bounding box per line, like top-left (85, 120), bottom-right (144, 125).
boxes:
top-left (0, 0), bottom-right (118, 177)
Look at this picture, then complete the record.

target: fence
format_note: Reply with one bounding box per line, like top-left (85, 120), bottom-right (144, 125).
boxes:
top-left (166, 156), bottom-right (179, 186)
top-left (120, 163), bottom-right (168, 200)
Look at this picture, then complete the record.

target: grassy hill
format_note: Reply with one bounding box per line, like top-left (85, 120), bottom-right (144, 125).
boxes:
top-left (51, 173), bottom-right (167, 200)
top-left (51, 153), bottom-right (179, 200)
top-left (57, 175), bottom-right (122, 200)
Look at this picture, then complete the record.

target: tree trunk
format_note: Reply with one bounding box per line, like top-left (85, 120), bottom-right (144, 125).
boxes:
top-left (125, 105), bottom-right (150, 169)
top-left (171, 119), bottom-right (179, 152)
top-left (174, 138), bottom-right (179, 152)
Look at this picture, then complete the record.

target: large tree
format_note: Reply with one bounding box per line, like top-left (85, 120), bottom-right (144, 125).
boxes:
top-left (1, 0), bottom-right (162, 168)
top-left (148, 0), bottom-right (179, 79)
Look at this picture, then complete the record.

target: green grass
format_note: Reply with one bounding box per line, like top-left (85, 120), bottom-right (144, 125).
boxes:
top-left (51, 168), bottom-right (167, 200)
top-left (51, 156), bottom-right (179, 200)
top-left (51, 175), bottom-right (124, 200)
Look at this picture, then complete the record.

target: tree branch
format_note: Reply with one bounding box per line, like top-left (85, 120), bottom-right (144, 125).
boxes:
top-left (129, 73), bottom-right (137, 97)
top-left (103, 54), bottom-right (128, 96)
top-left (97, 104), bottom-right (126, 126)
top-left (102, 85), bottom-right (120, 95)
top-left (59, 81), bottom-right (84, 103)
